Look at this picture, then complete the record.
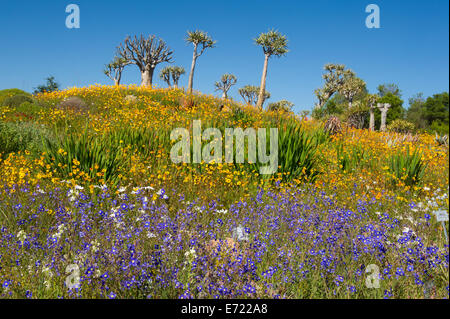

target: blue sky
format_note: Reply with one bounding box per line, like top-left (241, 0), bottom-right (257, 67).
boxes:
top-left (0, 0), bottom-right (448, 112)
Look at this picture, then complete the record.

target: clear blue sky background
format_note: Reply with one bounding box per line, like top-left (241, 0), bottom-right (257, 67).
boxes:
top-left (0, 0), bottom-right (448, 112)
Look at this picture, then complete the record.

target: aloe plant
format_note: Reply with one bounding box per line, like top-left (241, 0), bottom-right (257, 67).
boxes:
top-left (435, 132), bottom-right (449, 147)
top-left (105, 126), bottom-right (171, 159)
top-left (276, 122), bottom-right (320, 182)
top-left (388, 146), bottom-right (427, 187)
top-left (42, 132), bottom-right (124, 186)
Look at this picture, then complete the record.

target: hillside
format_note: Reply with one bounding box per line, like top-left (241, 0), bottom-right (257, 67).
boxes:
top-left (0, 86), bottom-right (448, 299)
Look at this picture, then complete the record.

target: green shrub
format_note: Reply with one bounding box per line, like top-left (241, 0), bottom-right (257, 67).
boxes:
top-left (2, 94), bottom-right (34, 108)
top-left (388, 146), bottom-right (427, 187)
top-left (387, 119), bottom-right (415, 134)
top-left (0, 121), bottom-right (52, 157)
top-left (16, 102), bottom-right (43, 118)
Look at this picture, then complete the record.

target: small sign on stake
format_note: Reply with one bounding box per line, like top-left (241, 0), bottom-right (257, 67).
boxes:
top-left (433, 210), bottom-right (449, 241)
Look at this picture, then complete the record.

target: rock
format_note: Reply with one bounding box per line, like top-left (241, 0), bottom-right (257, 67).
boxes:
top-left (124, 95), bottom-right (138, 104)
top-left (57, 96), bottom-right (88, 113)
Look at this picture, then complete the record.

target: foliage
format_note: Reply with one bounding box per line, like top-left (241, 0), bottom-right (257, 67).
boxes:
top-left (344, 101), bottom-right (369, 129)
top-left (160, 66), bottom-right (186, 88)
top-left (105, 126), bottom-right (171, 159)
top-left (336, 142), bottom-right (372, 172)
top-left (186, 30), bottom-right (216, 50)
top-left (254, 29), bottom-right (289, 57)
top-left (238, 85), bottom-right (270, 106)
top-left (276, 121), bottom-right (320, 182)
top-left (2, 94), bottom-right (34, 108)
top-left (0, 89), bottom-right (30, 105)
top-left (387, 119), bottom-right (415, 134)
top-left (377, 83), bottom-right (402, 98)
top-left (423, 92), bottom-right (449, 134)
top-left (406, 93), bottom-right (427, 130)
top-left (324, 116), bottom-right (342, 135)
top-left (0, 85), bottom-right (447, 300)
top-left (388, 146), bottom-right (427, 187)
top-left (0, 120), bottom-right (51, 157)
top-left (33, 76), bottom-right (60, 94)
top-left (117, 35), bottom-right (173, 86)
top-left (373, 93), bottom-right (405, 128)
top-left (42, 131), bottom-right (124, 186)
top-left (434, 133), bottom-right (449, 147)
top-left (339, 75), bottom-right (366, 107)
top-left (314, 64), bottom-right (354, 110)
top-left (214, 74), bottom-right (237, 99)
top-left (104, 57), bottom-right (130, 85)
top-left (267, 100), bottom-right (294, 113)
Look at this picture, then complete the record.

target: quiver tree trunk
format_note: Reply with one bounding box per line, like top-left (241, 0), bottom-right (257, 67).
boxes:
top-left (256, 54), bottom-right (269, 109)
top-left (141, 67), bottom-right (154, 87)
top-left (188, 45), bottom-right (198, 94)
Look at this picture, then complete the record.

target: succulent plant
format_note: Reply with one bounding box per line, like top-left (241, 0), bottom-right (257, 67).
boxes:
top-left (435, 132), bottom-right (449, 147)
top-left (324, 116), bottom-right (342, 135)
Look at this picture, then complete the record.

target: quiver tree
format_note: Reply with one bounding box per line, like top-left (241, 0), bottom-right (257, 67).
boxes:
top-left (117, 35), bottom-right (173, 87)
top-left (186, 30), bottom-right (216, 94)
top-left (314, 64), bottom-right (354, 109)
top-left (159, 66), bottom-right (172, 87)
top-left (104, 57), bottom-right (129, 86)
top-left (339, 75), bottom-right (366, 109)
top-left (239, 85), bottom-right (270, 106)
top-left (254, 30), bottom-right (288, 109)
top-left (170, 66), bottom-right (185, 88)
top-left (159, 66), bottom-right (186, 88)
top-left (215, 74), bottom-right (237, 99)
top-left (314, 87), bottom-right (333, 110)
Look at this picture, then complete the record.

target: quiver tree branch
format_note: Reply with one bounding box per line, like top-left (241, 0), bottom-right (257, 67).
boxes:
top-left (117, 35), bottom-right (173, 87)
top-left (215, 74), bottom-right (237, 99)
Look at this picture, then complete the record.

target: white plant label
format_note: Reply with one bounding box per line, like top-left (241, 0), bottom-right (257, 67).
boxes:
top-left (434, 210), bottom-right (449, 222)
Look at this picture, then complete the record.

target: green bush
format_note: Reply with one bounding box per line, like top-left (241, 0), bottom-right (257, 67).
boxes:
top-left (2, 94), bottom-right (34, 108)
top-left (0, 89), bottom-right (30, 106)
top-left (16, 102), bottom-right (43, 118)
top-left (387, 119), bottom-right (416, 134)
top-left (388, 146), bottom-right (427, 187)
top-left (0, 121), bottom-right (52, 157)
